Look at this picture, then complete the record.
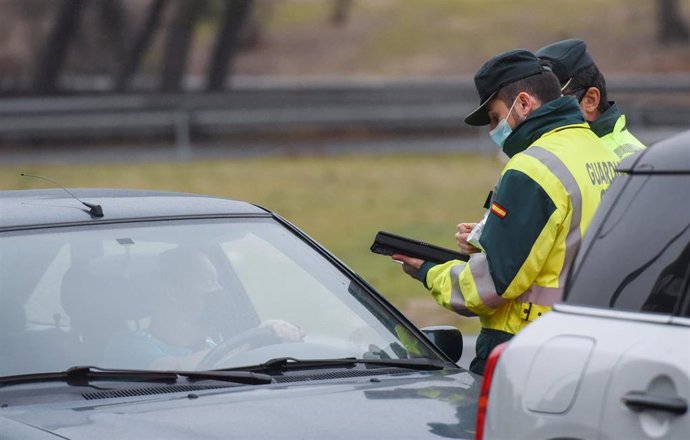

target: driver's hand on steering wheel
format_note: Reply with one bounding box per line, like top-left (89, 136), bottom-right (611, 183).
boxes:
top-left (259, 319), bottom-right (306, 342)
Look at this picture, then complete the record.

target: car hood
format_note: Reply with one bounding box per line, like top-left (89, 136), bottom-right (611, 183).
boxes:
top-left (0, 370), bottom-right (479, 439)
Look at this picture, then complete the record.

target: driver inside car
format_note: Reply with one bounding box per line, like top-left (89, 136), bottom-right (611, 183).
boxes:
top-left (103, 247), bottom-right (305, 370)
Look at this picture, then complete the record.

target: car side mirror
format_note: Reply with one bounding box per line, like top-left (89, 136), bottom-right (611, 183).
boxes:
top-left (421, 325), bottom-right (463, 363)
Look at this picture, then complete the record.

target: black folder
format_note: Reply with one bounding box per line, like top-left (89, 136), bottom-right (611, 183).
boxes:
top-left (370, 231), bottom-right (469, 264)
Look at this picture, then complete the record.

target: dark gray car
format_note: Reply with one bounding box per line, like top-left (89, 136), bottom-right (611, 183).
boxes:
top-left (0, 189), bottom-right (479, 439)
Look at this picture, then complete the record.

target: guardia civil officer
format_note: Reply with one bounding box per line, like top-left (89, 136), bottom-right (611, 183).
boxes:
top-left (536, 38), bottom-right (646, 159)
top-left (393, 49), bottom-right (620, 375)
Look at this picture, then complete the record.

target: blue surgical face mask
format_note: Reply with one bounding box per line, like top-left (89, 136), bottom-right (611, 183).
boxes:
top-left (489, 96), bottom-right (520, 148)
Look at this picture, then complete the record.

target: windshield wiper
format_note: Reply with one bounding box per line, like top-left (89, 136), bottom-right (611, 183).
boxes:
top-left (353, 357), bottom-right (447, 370)
top-left (221, 356), bottom-right (447, 374)
top-left (0, 366), bottom-right (272, 387)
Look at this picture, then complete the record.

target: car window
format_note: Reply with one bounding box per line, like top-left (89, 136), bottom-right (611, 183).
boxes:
top-left (22, 236), bottom-right (177, 333)
top-left (221, 232), bottom-right (373, 339)
top-left (565, 174), bottom-right (690, 315)
top-left (0, 218), bottom-right (436, 376)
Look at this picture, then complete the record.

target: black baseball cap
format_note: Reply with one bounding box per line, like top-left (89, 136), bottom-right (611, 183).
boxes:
top-left (464, 49), bottom-right (549, 126)
top-left (535, 39), bottom-right (594, 86)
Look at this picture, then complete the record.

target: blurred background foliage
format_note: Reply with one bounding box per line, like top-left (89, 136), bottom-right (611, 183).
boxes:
top-left (1, 0), bottom-right (688, 94)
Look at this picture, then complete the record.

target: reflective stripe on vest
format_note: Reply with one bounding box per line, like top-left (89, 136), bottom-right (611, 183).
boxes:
top-left (448, 263), bottom-right (478, 316)
top-left (518, 146), bottom-right (583, 304)
top-left (447, 253), bottom-right (507, 316)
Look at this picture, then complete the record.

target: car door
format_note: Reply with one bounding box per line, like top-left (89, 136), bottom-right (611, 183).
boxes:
top-left (564, 172), bottom-right (690, 439)
top-left (596, 244), bottom-right (690, 440)
top-left (598, 320), bottom-right (689, 439)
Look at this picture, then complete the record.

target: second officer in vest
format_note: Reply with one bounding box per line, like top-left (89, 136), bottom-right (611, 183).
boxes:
top-left (536, 38), bottom-right (646, 159)
top-left (393, 49), bottom-right (620, 375)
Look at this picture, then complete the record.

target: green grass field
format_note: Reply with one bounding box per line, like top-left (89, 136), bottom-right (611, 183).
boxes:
top-left (2, 151), bottom-right (505, 333)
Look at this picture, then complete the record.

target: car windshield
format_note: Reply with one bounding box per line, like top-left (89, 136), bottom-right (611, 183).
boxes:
top-left (0, 218), bottom-right (436, 376)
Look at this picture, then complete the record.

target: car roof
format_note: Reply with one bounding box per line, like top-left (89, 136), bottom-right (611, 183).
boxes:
top-left (618, 129), bottom-right (690, 173)
top-left (0, 188), bottom-right (268, 230)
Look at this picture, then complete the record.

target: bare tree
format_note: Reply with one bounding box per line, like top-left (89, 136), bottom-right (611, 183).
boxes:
top-left (98, 0), bottom-right (129, 70)
top-left (206, 0), bottom-right (253, 91)
top-left (115, 0), bottom-right (170, 91)
top-left (160, 0), bottom-right (208, 92)
top-left (235, 0), bottom-right (274, 50)
top-left (657, 0), bottom-right (689, 43)
top-left (33, 0), bottom-right (89, 94)
top-left (331, 0), bottom-right (353, 26)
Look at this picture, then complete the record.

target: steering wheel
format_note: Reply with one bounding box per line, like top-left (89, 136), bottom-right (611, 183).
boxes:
top-left (197, 327), bottom-right (281, 370)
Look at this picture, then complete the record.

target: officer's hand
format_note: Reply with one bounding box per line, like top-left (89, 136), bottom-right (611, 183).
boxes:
top-left (455, 222), bottom-right (480, 254)
top-left (391, 254), bottom-right (424, 279)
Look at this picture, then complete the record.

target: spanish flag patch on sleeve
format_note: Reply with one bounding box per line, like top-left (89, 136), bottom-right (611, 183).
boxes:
top-left (490, 202), bottom-right (507, 219)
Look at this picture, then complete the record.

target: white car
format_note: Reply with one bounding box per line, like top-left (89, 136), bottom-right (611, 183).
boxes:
top-left (477, 130), bottom-right (690, 440)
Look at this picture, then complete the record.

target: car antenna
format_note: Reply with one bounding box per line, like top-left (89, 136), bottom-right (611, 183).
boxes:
top-left (20, 173), bottom-right (104, 218)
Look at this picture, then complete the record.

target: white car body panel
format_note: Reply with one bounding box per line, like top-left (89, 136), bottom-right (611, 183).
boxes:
top-left (483, 308), bottom-right (690, 440)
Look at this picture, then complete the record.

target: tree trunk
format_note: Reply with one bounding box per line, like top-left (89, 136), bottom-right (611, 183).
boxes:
top-left (331, 0), bottom-right (353, 26)
top-left (160, 0), bottom-right (207, 92)
top-left (115, 0), bottom-right (169, 91)
top-left (99, 0), bottom-right (128, 71)
top-left (206, 0), bottom-right (253, 92)
top-left (33, 0), bottom-right (89, 94)
top-left (658, 0), bottom-right (689, 43)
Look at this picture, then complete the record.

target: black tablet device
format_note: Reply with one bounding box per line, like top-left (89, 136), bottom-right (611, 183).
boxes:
top-left (370, 231), bottom-right (469, 263)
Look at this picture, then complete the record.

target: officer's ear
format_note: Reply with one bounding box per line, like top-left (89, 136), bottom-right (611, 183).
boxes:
top-left (516, 92), bottom-right (540, 121)
top-left (580, 87), bottom-right (601, 120)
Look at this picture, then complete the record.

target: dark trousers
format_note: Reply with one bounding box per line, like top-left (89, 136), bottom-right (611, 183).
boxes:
top-left (469, 327), bottom-right (514, 376)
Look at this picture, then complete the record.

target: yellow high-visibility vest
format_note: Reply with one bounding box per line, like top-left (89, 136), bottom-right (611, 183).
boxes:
top-left (425, 122), bottom-right (620, 335)
top-left (590, 103), bottom-right (646, 159)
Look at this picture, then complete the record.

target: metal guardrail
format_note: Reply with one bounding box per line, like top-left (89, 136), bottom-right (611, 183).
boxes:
top-left (1, 75), bottom-right (688, 152)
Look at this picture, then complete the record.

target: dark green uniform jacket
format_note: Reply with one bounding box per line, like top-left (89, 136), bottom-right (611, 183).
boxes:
top-left (418, 96), bottom-right (620, 374)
